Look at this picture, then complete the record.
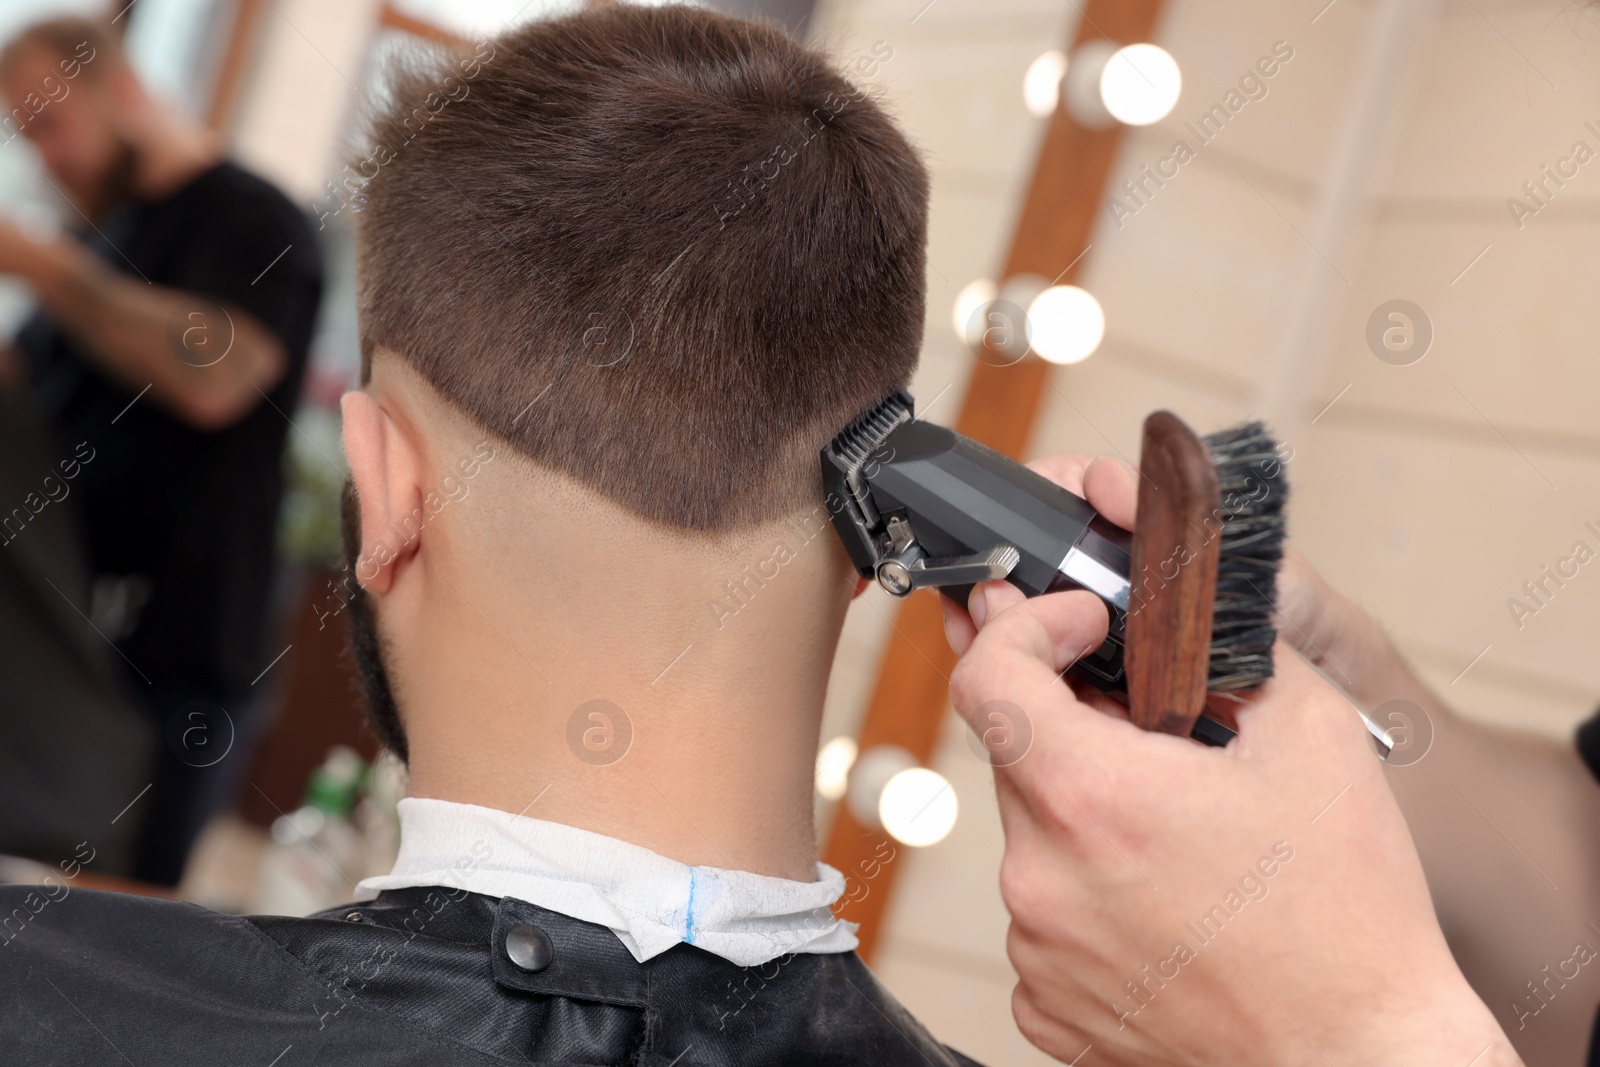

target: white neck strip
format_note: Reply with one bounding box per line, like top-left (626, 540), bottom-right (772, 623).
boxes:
top-left (355, 797), bottom-right (858, 967)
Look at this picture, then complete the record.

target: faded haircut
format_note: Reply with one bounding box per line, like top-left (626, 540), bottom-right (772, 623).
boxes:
top-left (353, 3), bottom-right (928, 532)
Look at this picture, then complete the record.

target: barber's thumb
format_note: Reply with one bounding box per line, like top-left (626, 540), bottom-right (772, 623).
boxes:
top-left (968, 580), bottom-right (1024, 629)
top-left (967, 583), bottom-right (1111, 677)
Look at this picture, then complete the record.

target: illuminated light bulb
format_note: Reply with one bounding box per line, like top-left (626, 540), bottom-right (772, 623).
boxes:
top-left (984, 272), bottom-right (1048, 361)
top-left (1100, 43), bottom-right (1181, 126)
top-left (1063, 39), bottom-right (1117, 128)
top-left (1027, 285), bottom-right (1105, 365)
top-left (952, 278), bottom-right (997, 346)
top-left (879, 767), bottom-right (958, 848)
top-left (998, 273), bottom-right (1049, 310)
top-left (815, 736), bottom-right (858, 802)
top-left (846, 745), bottom-right (916, 828)
top-left (1023, 49), bottom-right (1067, 117)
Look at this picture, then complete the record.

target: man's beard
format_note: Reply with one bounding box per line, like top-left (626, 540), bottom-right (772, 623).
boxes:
top-left (340, 479), bottom-right (409, 762)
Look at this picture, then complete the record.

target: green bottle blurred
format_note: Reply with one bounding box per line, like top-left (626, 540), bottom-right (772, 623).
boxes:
top-left (250, 746), bottom-right (366, 916)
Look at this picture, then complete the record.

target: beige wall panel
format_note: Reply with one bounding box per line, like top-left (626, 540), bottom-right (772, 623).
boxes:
top-left (1292, 420), bottom-right (1600, 700)
top-left (1133, 0), bottom-right (1369, 187)
top-left (914, 187), bottom-right (1017, 422)
top-left (822, 0), bottom-right (1076, 33)
top-left (1029, 345), bottom-right (1251, 464)
top-left (862, 36), bottom-right (1074, 184)
top-left (1384, 2), bottom-right (1600, 203)
top-left (1319, 217), bottom-right (1600, 444)
top-left (231, 0), bottom-right (383, 204)
top-left (875, 707), bottom-right (1060, 1065)
top-left (878, 708), bottom-right (1009, 965)
top-left (1086, 154), bottom-right (1315, 390)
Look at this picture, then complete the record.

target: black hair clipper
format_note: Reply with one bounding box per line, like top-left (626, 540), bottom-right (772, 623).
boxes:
top-left (821, 391), bottom-right (1287, 747)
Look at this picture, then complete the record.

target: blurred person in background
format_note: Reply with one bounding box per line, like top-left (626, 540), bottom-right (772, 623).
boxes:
top-left (0, 381), bottom-right (151, 877)
top-left (0, 16), bottom-right (323, 886)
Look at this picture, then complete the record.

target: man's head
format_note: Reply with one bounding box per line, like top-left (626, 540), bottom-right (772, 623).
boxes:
top-left (0, 18), bottom-right (136, 216)
top-left (341, 5), bottom-right (928, 774)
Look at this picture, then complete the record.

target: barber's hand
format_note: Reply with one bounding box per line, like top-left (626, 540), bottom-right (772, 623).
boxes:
top-left (939, 452), bottom-right (1414, 713)
top-left (949, 589), bottom-right (1518, 1065)
top-left (940, 452), bottom-right (1127, 657)
top-left (1274, 545), bottom-right (1418, 711)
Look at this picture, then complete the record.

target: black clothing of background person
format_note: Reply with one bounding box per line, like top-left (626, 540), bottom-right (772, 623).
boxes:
top-left (1572, 714), bottom-right (1600, 1067)
top-left (0, 385), bottom-right (152, 874)
top-left (13, 160), bottom-right (323, 886)
top-left (0, 885), bottom-right (987, 1066)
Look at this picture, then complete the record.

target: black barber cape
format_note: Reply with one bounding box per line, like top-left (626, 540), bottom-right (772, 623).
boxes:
top-left (0, 886), bottom-right (987, 1065)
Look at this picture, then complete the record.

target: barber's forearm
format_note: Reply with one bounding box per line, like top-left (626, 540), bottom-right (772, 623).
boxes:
top-left (25, 237), bottom-right (284, 429)
top-left (1389, 699), bottom-right (1600, 1054)
top-left (1300, 568), bottom-right (1600, 918)
top-left (1343, 625), bottom-right (1600, 931)
top-left (1278, 549), bottom-right (1600, 1057)
top-left (1334, 614), bottom-right (1600, 1061)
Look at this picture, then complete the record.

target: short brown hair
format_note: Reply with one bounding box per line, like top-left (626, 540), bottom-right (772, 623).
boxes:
top-left (354, 4), bottom-right (928, 532)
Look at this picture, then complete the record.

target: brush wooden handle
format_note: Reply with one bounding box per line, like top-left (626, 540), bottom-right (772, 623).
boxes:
top-left (1125, 411), bottom-right (1221, 736)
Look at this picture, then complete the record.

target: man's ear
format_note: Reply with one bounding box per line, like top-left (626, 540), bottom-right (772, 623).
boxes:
top-left (342, 389), bottom-right (425, 596)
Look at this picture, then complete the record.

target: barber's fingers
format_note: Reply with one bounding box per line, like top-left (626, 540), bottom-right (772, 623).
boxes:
top-left (1082, 455), bottom-right (1139, 531)
top-left (938, 453), bottom-right (1115, 660)
top-left (949, 583), bottom-right (1121, 782)
top-left (1025, 452), bottom-right (1094, 496)
top-left (940, 593), bottom-right (978, 656)
top-left (940, 453), bottom-right (1094, 657)
top-left (1068, 674), bottom-right (1133, 723)
top-left (1271, 547), bottom-right (1336, 661)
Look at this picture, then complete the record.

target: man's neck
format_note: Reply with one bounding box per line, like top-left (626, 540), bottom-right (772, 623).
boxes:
top-left (404, 672), bottom-right (832, 881)
top-left (394, 503), bottom-right (857, 882)
top-left (128, 108), bottom-right (221, 202)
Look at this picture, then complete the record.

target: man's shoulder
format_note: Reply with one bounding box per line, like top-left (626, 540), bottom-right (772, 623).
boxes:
top-left (200, 160), bottom-right (308, 222)
top-left (0, 883), bottom-right (240, 955)
top-left (189, 160), bottom-right (324, 269)
top-left (0, 886), bottom-right (496, 1065)
top-left (0, 886), bottom-right (993, 1066)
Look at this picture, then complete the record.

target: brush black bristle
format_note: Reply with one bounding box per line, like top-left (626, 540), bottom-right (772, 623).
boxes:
top-left (1201, 421), bottom-right (1288, 691)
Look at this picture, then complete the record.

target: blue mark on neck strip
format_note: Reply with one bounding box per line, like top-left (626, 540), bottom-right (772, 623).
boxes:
top-left (685, 868), bottom-right (698, 945)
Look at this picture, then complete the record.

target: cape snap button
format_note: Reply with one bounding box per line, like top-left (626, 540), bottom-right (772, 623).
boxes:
top-left (505, 923), bottom-right (554, 973)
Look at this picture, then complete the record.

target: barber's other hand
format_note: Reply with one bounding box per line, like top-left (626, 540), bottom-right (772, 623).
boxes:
top-left (0, 218), bottom-right (70, 290)
top-left (949, 586), bottom-right (1517, 1065)
top-left (0, 218), bottom-right (42, 276)
top-left (1274, 544), bottom-right (1419, 711)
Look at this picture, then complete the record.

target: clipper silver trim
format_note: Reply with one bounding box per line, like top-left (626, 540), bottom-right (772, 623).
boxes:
top-left (1058, 545), bottom-right (1131, 612)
